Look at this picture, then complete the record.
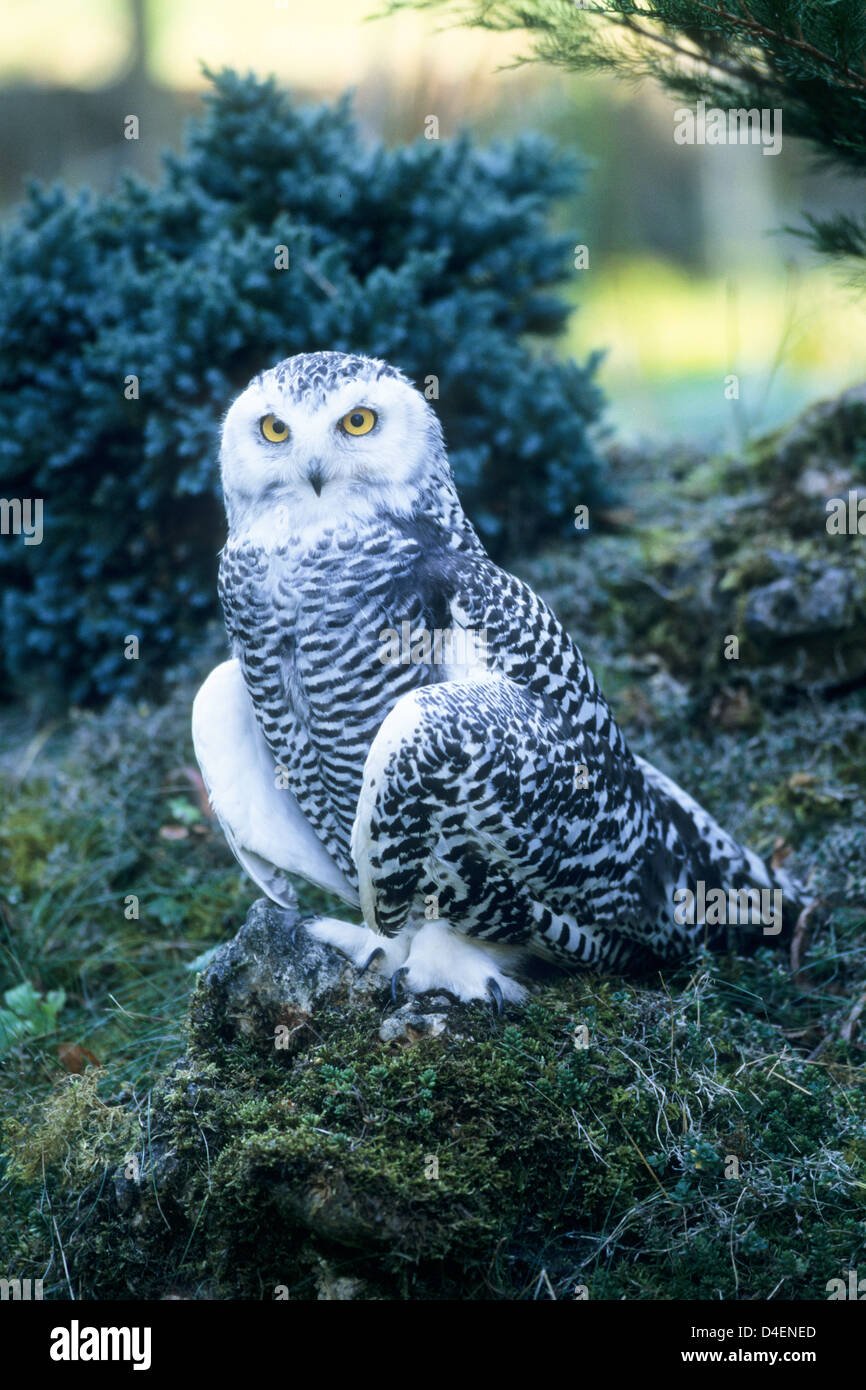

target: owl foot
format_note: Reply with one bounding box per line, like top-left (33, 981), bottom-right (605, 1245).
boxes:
top-left (397, 919), bottom-right (526, 1006)
top-left (359, 946), bottom-right (386, 977)
top-left (391, 960), bottom-right (509, 1011)
top-left (303, 917), bottom-right (410, 977)
top-left (486, 976), bottom-right (504, 1015)
top-left (305, 916), bottom-right (525, 1008)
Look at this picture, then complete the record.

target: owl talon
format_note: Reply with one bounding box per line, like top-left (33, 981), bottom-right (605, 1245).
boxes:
top-left (486, 977), bottom-right (504, 1014)
top-left (359, 946), bottom-right (385, 977)
top-left (390, 966), bottom-right (409, 1003)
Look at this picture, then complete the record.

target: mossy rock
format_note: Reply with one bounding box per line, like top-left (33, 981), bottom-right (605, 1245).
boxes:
top-left (749, 382), bottom-right (866, 503)
top-left (520, 392), bottom-right (866, 710)
top-left (4, 897), bottom-right (864, 1300)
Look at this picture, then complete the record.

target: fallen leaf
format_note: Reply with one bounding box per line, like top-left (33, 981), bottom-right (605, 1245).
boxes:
top-left (771, 838), bottom-right (792, 871)
top-left (709, 687), bottom-right (756, 729)
top-left (58, 1042), bottom-right (100, 1072)
top-left (615, 684), bottom-right (656, 729)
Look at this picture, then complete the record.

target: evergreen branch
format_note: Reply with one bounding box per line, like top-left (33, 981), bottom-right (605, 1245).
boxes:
top-left (394, 1), bottom-right (866, 92)
top-left (687, 1), bottom-right (866, 93)
top-left (789, 211), bottom-right (866, 263)
top-left (387, 0), bottom-right (866, 266)
top-left (610, 10), bottom-right (770, 92)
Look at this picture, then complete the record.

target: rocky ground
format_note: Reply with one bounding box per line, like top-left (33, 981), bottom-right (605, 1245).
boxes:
top-left (1, 388), bottom-right (864, 1299)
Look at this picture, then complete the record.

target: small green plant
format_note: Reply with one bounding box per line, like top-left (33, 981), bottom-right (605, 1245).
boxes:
top-left (0, 982), bottom-right (65, 1056)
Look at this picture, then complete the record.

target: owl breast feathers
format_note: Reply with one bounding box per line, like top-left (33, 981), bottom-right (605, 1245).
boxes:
top-left (193, 351), bottom-right (803, 1006)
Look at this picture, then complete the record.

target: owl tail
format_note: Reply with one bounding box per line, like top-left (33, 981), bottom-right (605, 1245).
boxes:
top-left (716, 844), bottom-right (809, 953)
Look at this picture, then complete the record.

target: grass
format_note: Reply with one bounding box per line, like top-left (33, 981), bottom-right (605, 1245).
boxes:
top-left (0, 434), bottom-right (864, 1300)
top-left (0, 638), bottom-right (338, 1099)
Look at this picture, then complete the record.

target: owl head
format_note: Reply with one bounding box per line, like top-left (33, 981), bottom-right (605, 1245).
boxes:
top-left (219, 351), bottom-right (453, 541)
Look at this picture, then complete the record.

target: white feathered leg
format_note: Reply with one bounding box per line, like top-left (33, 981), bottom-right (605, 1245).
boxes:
top-left (192, 659), bottom-right (359, 909)
top-left (396, 919), bottom-right (527, 1006)
top-left (303, 917), bottom-right (411, 975)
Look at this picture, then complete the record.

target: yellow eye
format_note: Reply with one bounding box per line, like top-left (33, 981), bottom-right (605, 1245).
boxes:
top-left (260, 414), bottom-right (290, 443)
top-left (340, 407), bottom-right (377, 436)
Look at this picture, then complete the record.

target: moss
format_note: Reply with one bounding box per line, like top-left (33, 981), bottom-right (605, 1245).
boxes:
top-left (3, 1071), bottom-right (138, 1185)
top-left (3, 945), bottom-right (864, 1300)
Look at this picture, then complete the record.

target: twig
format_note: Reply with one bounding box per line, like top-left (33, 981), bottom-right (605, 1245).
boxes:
top-left (839, 987), bottom-right (866, 1044)
top-left (533, 1267), bottom-right (557, 1300)
top-left (615, 11), bottom-right (767, 89)
top-left (618, 1119), bottom-right (676, 1204)
top-left (52, 1216), bottom-right (75, 1300)
top-left (790, 898), bottom-right (820, 981)
top-left (302, 263), bottom-right (339, 299)
top-left (729, 1184), bottom-right (745, 1294)
top-left (690, 2), bottom-right (866, 93)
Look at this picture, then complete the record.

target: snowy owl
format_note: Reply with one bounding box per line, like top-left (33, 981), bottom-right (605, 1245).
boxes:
top-left (192, 351), bottom-right (802, 1007)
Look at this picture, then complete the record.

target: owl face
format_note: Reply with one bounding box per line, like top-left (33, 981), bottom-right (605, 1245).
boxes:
top-left (220, 352), bottom-right (444, 542)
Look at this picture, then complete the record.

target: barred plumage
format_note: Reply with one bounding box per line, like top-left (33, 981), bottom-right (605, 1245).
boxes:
top-left (193, 350), bottom-right (802, 1004)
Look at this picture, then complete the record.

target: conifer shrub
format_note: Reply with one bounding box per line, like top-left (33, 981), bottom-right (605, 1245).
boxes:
top-left (0, 68), bottom-right (605, 703)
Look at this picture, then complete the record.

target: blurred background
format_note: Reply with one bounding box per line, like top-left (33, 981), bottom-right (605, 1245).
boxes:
top-left (1, 0), bottom-right (864, 447)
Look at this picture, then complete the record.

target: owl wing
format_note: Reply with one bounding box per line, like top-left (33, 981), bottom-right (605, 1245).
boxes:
top-left (191, 659), bottom-right (360, 909)
top-left (447, 549), bottom-right (635, 764)
top-left (446, 554), bottom-right (803, 930)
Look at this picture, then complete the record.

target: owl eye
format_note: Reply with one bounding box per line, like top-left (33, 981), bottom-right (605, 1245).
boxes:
top-left (340, 407), bottom-right (377, 436)
top-left (260, 414), bottom-right (290, 443)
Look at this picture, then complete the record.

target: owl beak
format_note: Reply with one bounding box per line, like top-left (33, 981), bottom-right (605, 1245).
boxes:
top-left (307, 465), bottom-right (324, 497)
